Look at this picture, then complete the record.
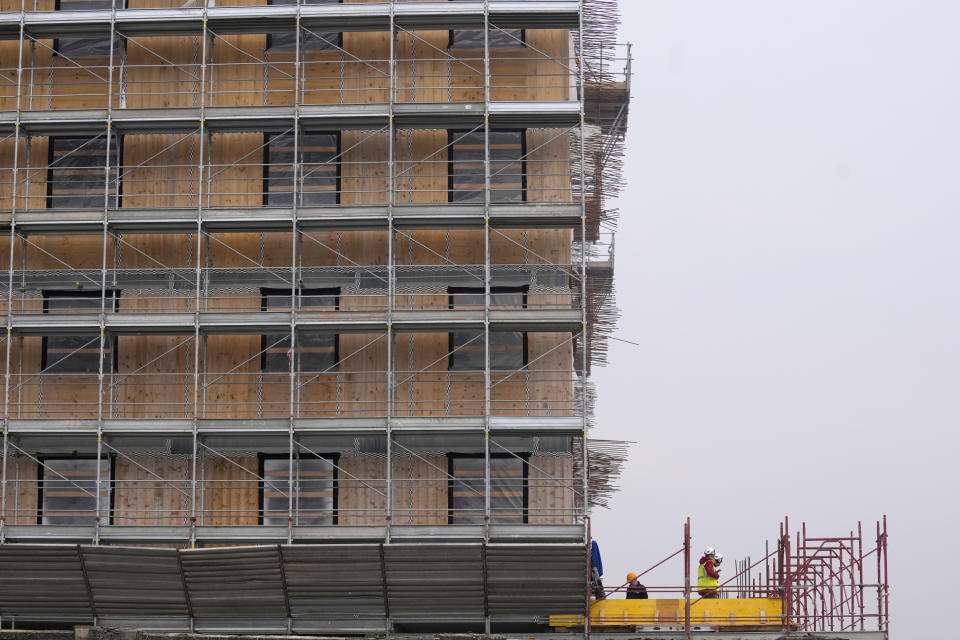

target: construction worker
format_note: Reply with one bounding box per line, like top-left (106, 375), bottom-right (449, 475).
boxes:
top-left (625, 572), bottom-right (648, 599)
top-left (590, 540), bottom-right (606, 599)
top-left (697, 547), bottom-right (721, 598)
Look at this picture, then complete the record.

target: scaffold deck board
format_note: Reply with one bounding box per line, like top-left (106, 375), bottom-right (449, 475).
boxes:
top-left (4, 415), bottom-right (584, 436)
top-left (0, 103), bottom-right (580, 135)
top-left (6, 308), bottom-right (582, 335)
top-left (1, 203), bottom-right (584, 235)
top-left (0, 1), bottom-right (580, 40)
top-left (0, 524), bottom-right (584, 544)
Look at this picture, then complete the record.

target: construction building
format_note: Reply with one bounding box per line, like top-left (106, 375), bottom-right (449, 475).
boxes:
top-left (0, 1), bottom-right (894, 638)
top-left (0, 0), bottom-right (632, 633)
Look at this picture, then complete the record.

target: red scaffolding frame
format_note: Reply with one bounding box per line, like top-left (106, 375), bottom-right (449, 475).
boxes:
top-left (586, 515), bottom-right (890, 639)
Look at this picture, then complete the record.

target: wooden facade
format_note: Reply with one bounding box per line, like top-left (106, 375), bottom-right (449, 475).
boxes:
top-left (0, 5), bottom-right (583, 535)
top-left (2, 453), bottom-right (574, 526)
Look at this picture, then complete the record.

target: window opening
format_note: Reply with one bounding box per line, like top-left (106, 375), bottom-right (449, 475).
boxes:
top-left (261, 288), bottom-right (339, 373)
top-left (447, 1), bottom-right (525, 50)
top-left (39, 457), bottom-right (112, 525)
top-left (266, 0), bottom-right (343, 51)
top-left (47, 136), bottom-right (120, 209)
top-left (448, 130), bottom-right (525, 204)
top-left (260, 454), bottom-right (338, 525)
top-left (41, 291), bottom-right (119, 373)
top-left (264, 133), bottom-right (340, 206)
top-left (448, 286), bottom-right (526, 371)
top-left (54, 0), bottom-right (126, 59)
top-left (448, 454), bottom-right (527, 524)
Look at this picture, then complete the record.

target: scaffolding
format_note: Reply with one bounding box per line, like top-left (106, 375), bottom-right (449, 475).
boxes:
top-left (0, 0), bottom-right (631, 575)
top-left (573, 516), bottom-right (891, 640)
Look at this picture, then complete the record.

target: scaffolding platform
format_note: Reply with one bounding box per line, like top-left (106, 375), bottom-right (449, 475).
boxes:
top-left (7, 308), bottom-right (583, 335)
top-left (0, 1), bottom-right (581, 40)
top-left (2, 203), bottom-right (585, 235)
top-left (0, 523), bottom-right (585, 544)
top-left (0, 103), bottom-right (581, 134)
top-left (5, 416), bottom-right (586, 436)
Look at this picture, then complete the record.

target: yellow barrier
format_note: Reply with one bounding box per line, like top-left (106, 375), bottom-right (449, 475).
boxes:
top-left (549, 597), bottom-right (784, 628)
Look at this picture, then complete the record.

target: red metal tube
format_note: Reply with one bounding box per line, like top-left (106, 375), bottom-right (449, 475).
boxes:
top-left (882, 515), bottom-right (889, 639)
top-left (683, 517), bottom-right (691, 640)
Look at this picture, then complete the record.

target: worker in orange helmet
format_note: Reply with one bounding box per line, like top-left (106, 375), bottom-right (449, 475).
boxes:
top-left (625, 572), bottom-right (648, 599)
top-left (697, 548), bottom-right (721, 598)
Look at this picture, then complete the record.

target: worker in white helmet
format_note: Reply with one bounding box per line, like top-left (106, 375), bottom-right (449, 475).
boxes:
top-left (697, 547), bottom-right (721, 598)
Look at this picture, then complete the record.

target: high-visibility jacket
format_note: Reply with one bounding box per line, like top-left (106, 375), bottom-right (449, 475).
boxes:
top-left (697, 562), bottom-right (719, 592)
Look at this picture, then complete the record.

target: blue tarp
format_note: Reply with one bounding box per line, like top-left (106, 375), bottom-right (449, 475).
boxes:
top-left (591, 540), bottom-right (603, 577)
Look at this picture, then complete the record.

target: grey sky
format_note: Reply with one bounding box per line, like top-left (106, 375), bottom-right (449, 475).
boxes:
top-left (591, 1), bottom-right (957, 634)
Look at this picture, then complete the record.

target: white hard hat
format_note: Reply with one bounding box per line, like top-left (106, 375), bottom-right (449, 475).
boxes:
top-left (714, 552), bottom-right (723, 565)
top-left (704, 547), bottom-right (716, 556)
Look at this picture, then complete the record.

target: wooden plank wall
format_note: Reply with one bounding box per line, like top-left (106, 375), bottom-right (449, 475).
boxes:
top-left (0, 455), bottom-right (39, 524)
top-left (113, 456), bottom-right (190, 525)
top-left (0, 15), bottom-right (580, 527)
top-left (528, 456), bottom-right (574, 524)
top-left (337, 455), bottom-right (386, 525)
top-left (391, 455), bottom-right (448, 525)
top-left (0, 453), bottom-right (577, 526)
top-left (7, 137), bottom-right (573, 418)
top-left (200, 455), bottom-right (259, 525)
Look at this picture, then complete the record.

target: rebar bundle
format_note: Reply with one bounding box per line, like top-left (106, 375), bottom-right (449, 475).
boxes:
top-left (573, 436), bottom-right (630, 510)
top-left (572, 2), bottom-right (630, 377)
top-left (580, 0), bottom-right (622, 65)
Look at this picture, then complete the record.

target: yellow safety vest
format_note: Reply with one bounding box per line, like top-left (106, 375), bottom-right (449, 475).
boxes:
top-left (697, 562), bottom-right (719, 591)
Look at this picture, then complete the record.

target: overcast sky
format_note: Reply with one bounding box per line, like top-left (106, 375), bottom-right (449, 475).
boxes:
top-left (590, 2), bottom-right (957, 635)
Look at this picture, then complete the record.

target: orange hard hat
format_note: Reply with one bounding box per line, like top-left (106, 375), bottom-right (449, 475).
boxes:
top-left (626, 572), bottom-right (637, 581)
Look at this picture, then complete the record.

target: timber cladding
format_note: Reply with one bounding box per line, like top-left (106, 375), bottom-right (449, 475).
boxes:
top-left (1, 454), bottom-right (574, 527)
top-left (0, 7), bottom-right (583, 533)
top-left (4, 124), bottom-right (574, 421)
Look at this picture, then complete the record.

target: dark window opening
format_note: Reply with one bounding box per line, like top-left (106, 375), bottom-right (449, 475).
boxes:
top-left (446, 1), bottom-right (525, 50)
top-left (41, 291), bottom-right (119, 374)
top-left (448, 28), bottom-right (525, 50)
top-left (47, 136), bottom-right (120, 209)
top-left (264, 133), bottom-right (340, 206)
top-left (261, 288), bottom-right (339, 373)
top-left (38, 457), bottom-right (112, 525)
top-left (448, 130), bottom-right (525, 204)
top-left (54, 0), bottom-right (126, 59)
top-left (448, 454), bottom-right (527, 524)
top-left (266, 0), bottom-right (343, 51)
top-left (448, 286), bottom-right (526, 371)
top-left (260, 454), bottom-right (338, 525)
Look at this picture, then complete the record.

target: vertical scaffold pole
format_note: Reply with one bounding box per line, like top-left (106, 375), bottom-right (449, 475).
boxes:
top-left (784, 515), bottom-right (792, 637)
top-left (858, 520), bottom-right (865, 630)
top-left (584, 517), bottom-right (591, 640)
top-left (482, 0), bottom-right (491, 545)
top-left (1, 6), bottom-right (26, 539)
top-left (882, 515), bottom-right (889, 639)
top-left (287, 0), bottom-right (302, 545)
top-left (684, 517), bottom-right (691, 639)
top-left (93, 0), bottom-right (119, 545)
top-left (385, 0), bottom-right (395, 549)
top-left (578, 0), bottom-right (589, 529)
top-left (190, 9), bottom-right (210, 552)
top-left (482, 2), bottom-right (491, 633)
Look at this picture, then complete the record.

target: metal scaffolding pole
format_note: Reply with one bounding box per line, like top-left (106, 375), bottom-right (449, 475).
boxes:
top-left (482, 0), bottom-right (492, 551)
top-left (190, 9), bottom-right (210, 552)
top-left (578, 2), bottom-right (590, 528)
top-left (93, 0), bottom-right (120, 546)
top-left (0, 6), bottom-right (26, 541)
top-left (385, 0), bottom-right (395, 549)
top-left (286, 0), bottom-right (303, 545)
